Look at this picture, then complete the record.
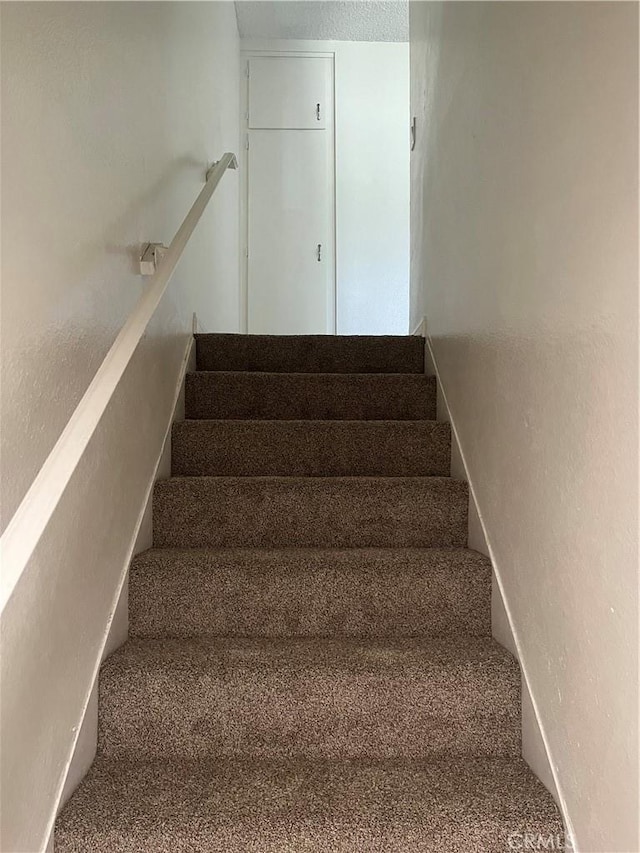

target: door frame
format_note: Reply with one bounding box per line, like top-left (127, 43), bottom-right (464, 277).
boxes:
top-left (239, 46), bottom-right (337, 334)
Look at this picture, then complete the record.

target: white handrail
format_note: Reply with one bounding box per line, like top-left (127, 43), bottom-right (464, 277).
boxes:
top-left (0, 153), bottom-right (238, 613)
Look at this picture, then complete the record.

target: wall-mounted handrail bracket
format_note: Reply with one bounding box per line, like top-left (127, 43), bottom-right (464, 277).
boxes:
top-left (206, 153), bottom-right (238, 181)
top-left (139, 242), bottom-right (168, 276)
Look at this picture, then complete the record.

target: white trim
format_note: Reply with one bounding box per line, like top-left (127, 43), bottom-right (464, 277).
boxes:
top-left (41, 334), bottom-right (195, 853)
top-left (239, 54), bottom-right (250, 333)
top-left (0, 156), bottom-right (236, 615)
top-left (411, 315), bottom-right (426, 337)
top-left (241, 38), bottom-right (344, 55)
top-left (425, 331), bottom-right (577, 852)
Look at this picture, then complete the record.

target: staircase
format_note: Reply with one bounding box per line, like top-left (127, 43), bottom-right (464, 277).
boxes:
top-left (56, 333), bottom-right (562, 852)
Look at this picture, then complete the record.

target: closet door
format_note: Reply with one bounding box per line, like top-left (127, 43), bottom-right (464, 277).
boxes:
top-left (246, 56), bottom-right (334, 334)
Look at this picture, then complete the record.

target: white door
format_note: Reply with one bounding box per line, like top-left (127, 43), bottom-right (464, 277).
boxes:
top-left (246, 56), bottom-right (334, 334)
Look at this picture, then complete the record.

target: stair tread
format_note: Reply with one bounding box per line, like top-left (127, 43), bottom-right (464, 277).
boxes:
top-left (103, 636), bottom-right (519, 693)
top-left (100, 634), bottom-right (519, 732)
top-left (176, 416), bottom-right (442, 423)
top-left (177, 416), bottom-right (443, 420)
top-left (172, 418), bottom-right (451, 477)
top-left (152, 476), bottom-right (469, 550)
top-left (129, 547), bottom-right (491, 638)
top-left (131, 544), bottom-right (489, 567)
top-left (158, 473), bottom-right (463, 480)
top-left (98, 636), bottom-right (520, 760)
top-left (185, 371), bottom-right (436, 420)
top-left (195, 332), bottom-right (425, 374)
top-left (154, 474), bottom-right (468, 488)
top-left (56, 755), bottom-right (562, 853)
top-left (104, 634), bottom-right (517, 671)
top-left (105, 636), bottom-right (517, 660)
top-left (194, 369), bottom-right (435, 377)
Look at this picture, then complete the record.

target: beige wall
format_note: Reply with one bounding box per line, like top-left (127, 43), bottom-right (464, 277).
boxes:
top-left (409, 3), bottom-right (638, 852)
top-left (0, 1), bottom-right (241, 532)
top-left (0, 3), bottom-right (240, 850)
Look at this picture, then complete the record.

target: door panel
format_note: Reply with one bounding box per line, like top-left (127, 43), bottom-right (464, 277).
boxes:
top-left (249, 57), bottom-right (329, 129)
top-left (248, 129), bottom-right (333, 335)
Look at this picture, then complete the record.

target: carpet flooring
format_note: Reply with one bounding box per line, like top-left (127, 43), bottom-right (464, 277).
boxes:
top-left (128, 547), bottom-right (492, 638)
top-left (56, 333), bottom-right (563, 851)
top-left (171, 419), bottom-right (451, 477)
top-left (185, 371), bottom-right (437, 420)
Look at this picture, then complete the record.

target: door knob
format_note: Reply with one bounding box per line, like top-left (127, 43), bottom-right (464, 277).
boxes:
top-left (317, 244), bottom-right (322, 262)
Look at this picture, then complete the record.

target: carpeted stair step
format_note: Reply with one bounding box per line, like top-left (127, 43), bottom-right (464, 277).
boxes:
top-left (195, 332), bottom-right (425, 374)
top-left (129, 547), bottom-right (491, 638)
top-left (172, 419), bottom-right (451, 477)
top-left (55, 755), bottom-right (563, 853)
top-left (152, 476), bottom-right (468, 549)
top-left (97, 637), bottom-right (520, 760)
top-left (185, 371), bottom-right (436, 420)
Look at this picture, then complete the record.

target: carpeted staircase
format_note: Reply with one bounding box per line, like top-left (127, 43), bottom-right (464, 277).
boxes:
top-left (56, 333), bottom-right (563, 852)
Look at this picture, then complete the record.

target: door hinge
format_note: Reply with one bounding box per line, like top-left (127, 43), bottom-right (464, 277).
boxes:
top-left (246, 63), bottom-right (250, 78)
top-left (245, 135), bottom-right (249, 150)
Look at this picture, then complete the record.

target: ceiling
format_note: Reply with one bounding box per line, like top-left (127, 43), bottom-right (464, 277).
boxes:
top-left (235, 1), bottom-right (409, 43)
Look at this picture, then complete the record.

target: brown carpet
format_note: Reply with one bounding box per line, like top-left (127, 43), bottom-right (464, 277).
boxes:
top-left (195, 332), bottom-right (426, 374)
top-left (185, 371), bottom-right (437, 420)
top-left (128, 547), bottom-right (492, 638)
top-left (98, 637), bottom-right (521, 761)
top-left (153, 476), bottom-right (469, 549)
top-left (55, 757), bottom-right (562, 853)
top-left (172, 419), bottom-right (451, 477)
top-left (56, 332), bottom-right (563, 850)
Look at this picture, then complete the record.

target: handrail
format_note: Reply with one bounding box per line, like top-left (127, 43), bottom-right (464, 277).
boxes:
top-left (0, 153), bottom-right (238, 613)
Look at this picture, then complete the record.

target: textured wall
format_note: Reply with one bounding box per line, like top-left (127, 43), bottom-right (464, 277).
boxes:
top-left (0, 4), bottom-right (240, 850)
top-left (410, 3), bottom-right (638, 851)
top-left (1, 1), bottom-right (240, 533)
top-left (236, 1), bottom-right (408, 42)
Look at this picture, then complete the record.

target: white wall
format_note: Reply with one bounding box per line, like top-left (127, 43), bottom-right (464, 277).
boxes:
top-left (0, 3), bottom-right (240, 850)
top-left (0, 1), bottom-right (240, 533)
top-left (241, 39), bottom-right (410, 334)
top-left (335, 42), bottom-right (410, 334)
top-left (410, 4), bottom-right (638, 852)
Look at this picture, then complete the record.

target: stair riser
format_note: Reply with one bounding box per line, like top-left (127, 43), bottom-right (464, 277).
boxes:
top-left (172, 420), bottom-right (451, 477)
top-left (153, 478), bottom-right (468, 549)
top-left (55, 756), bottom-right (564, 853)
top-left (98, 662), bottom-right (520, 761)
top-left (185, 373), bottom-right (437, 420)
top-left (129, 552), bottom-right (491, 638)
top-left (196, 333), bottom-right (425, 374)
